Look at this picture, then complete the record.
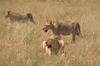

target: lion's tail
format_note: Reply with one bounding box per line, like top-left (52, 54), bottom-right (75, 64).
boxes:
top-left (75, 23), bottom-right (81, 36)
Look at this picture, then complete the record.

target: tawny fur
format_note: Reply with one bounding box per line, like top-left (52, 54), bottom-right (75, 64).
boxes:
top-left (43, 20), bottom-right (81, 41)
top-left (42, 36), bottom-right (64, 56)
top-left (5, 11), bottom-right (35, 24)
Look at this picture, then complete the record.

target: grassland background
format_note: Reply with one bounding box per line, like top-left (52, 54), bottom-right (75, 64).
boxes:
top-left (0, 0), bottom-right (100, 66)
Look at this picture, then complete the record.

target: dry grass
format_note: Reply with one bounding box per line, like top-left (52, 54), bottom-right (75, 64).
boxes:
top-left (0, 0), bottom-right (100, 66)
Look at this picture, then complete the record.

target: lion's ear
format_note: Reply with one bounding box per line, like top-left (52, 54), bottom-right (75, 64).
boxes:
top-left (8, 11), bottom-right (11, 14)
top-left (54, 22), bottom-right (58, 28)
top-left (45, 20), bottom-right (50, 25)
top-left (49, 20), bottom-right (53, 24)
top-left (46, 19), bottom-right (54, 25)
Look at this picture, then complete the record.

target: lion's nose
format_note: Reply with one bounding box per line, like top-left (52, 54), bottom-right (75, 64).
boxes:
top-left (45, 30), bottom-right (48, 32)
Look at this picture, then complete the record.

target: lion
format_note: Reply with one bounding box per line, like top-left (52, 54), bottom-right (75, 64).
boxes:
top-left (43, 20), bottom-right (81, 42)
top-left (42, 35), bottom-right (64, 56)
top-left (5, 11), bottom-right (35, 24)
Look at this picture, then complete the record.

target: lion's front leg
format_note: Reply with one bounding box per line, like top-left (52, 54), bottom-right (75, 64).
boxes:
top-left (42, 40), bottom-right (52, 56)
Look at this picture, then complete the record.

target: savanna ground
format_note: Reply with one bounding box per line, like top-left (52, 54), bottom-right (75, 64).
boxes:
top-left (0, 0), bottom-right (100, 66)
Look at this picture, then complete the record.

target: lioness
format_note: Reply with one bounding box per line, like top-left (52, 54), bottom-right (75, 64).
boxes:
top-left (5, 11), bottom-right (35, 24)
top-left (43, 20), bottom-right (81, 42)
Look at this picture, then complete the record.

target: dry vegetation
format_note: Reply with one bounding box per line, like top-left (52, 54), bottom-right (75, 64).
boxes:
top-left (0, 0), bottom-right (100, 66)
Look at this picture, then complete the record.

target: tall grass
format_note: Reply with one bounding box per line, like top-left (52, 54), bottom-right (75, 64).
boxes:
top-left (0, 0), bottom-right (100, 66)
